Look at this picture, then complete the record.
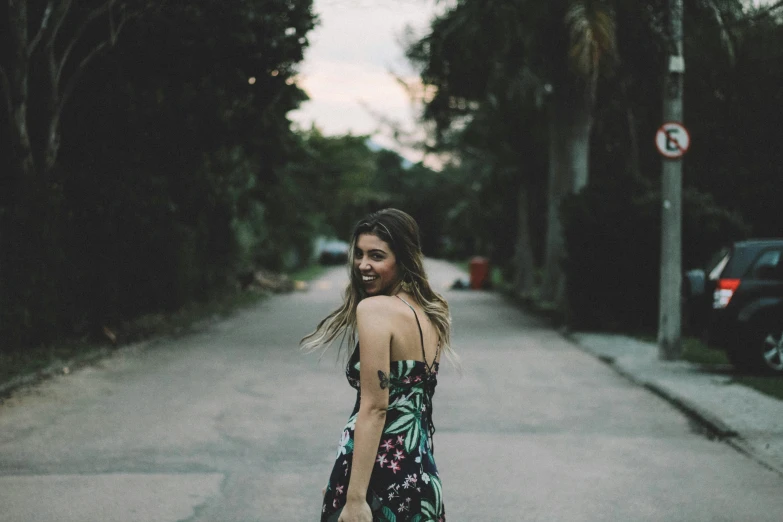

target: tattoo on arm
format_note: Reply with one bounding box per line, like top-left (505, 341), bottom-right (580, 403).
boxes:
top-left (377, 370), bottom-right (389, 390)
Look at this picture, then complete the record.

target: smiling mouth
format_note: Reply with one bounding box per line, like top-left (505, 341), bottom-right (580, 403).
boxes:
top-left (361, 275), bottom-right (379, 283)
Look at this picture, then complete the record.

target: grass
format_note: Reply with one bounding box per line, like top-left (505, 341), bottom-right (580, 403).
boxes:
top-left (0, 340), bottom-right (110, 388)
top-left (289, 264), bottom-right (327, 282)
top-left (732, 376), bottom-right (783, 401)
top-left (680, 337), bottom-right (731, 366)
top-left (660, 336), bottom-right (783, 402)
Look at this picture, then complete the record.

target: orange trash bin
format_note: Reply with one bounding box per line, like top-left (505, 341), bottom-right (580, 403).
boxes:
top-left (469, 256), bottom-right (490, 290)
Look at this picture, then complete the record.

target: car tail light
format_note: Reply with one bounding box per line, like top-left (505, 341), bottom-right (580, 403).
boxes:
top-left (713, 278), bottom-right (741, 309)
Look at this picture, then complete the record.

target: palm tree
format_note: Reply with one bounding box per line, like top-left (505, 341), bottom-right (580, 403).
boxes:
top-left (407, 0), bottom-right (617, 306)
top-left (539, 0), bottom-right (617, 307)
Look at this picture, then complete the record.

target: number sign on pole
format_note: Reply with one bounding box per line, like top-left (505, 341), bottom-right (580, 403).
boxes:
top-left (655, 122), bottom-right (690, 159)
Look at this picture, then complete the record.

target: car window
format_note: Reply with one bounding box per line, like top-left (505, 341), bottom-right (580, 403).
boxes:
top-left (708, 251), bottom-right (730, 280)
top-left (750, 249), bottom-right (783, 280)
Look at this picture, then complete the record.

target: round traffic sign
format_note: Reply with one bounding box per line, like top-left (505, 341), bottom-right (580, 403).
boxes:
top-left (655, 122), bottom-right (690, 159)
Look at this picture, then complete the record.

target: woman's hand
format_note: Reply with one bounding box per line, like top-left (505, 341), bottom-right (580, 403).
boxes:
top-left (338, 499), bottom-right (373, 522)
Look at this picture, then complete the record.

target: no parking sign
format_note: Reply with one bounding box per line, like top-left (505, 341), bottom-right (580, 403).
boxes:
top-left (655, 122), bottom-right (690, 159)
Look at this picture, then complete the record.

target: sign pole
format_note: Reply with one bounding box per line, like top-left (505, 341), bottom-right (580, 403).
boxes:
top-left (658, 0), bottom-right (685, 360)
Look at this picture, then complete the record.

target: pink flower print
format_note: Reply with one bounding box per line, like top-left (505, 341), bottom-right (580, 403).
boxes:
top-left (376, 453), bottom-right (388, 468)
top-left (333, 499), bottom-right (339, 508)
top-left (389, 460), bottom-right (401, 474)
top-left (413, 375), bottom-right (422, 383)
top-left (335, 484), bottom-right (344, 495)
top-left (402, 376), bottom-right (411, 384)
top-left (380, 438), bottom-right (395, 452)
top-left (394, 449), bottom-right (405, 461)
top-left (396, 435), bottom-right (405, 446)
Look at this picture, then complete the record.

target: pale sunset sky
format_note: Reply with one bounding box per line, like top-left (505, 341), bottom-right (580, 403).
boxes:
top-left (289, 0), bottom-right (442, 162)
top-left (290, 0), bottom-right (777, 161)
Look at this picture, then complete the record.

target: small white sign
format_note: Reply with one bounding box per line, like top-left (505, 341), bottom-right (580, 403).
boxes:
top-left (668, 56), bottom-right (686, 73)
top-left (655, 122), bottom-right (690, 159)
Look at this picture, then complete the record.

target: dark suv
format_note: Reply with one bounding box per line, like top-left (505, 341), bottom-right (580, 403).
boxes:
top-left (685, 239), bottom-right (783, 374)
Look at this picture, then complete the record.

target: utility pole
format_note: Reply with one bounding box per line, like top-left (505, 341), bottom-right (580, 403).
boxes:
top-left (658, 0), bottom-right (685, 360)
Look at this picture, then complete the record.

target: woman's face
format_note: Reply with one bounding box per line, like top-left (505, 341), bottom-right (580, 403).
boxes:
top-left (354, 233), bottom-right (399, 296)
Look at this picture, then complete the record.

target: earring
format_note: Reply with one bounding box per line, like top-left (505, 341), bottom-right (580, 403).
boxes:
top-left (399, 274), bottom-right (416, 293)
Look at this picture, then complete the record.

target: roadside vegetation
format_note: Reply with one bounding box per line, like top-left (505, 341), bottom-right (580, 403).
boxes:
top-left (2, 1), bottom-right (783, 386)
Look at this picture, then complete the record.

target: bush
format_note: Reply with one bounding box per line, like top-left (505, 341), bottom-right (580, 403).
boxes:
top-left (561, 176), bottom-right (748, 332)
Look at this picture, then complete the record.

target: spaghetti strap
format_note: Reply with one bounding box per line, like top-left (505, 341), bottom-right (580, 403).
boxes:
top-left (395, 295), bottom-right (438, 374)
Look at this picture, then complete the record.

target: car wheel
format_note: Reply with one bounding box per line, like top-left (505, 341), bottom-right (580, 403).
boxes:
top-left (758, 325), bottom-right (783, 374)
top-left (731, 323), bottom-right (783, 375)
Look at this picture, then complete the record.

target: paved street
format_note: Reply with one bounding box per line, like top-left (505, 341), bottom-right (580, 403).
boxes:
top-left (1, 260), bottom-right (782, 521)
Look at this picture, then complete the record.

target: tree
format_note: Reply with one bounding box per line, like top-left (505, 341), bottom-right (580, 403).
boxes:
top-left (535, 1), bottom-right (617, 307)
top-left (407, 0), bottom-right (616, 305)
top-left (0, 0), bottom-right (319, 347)
top-left (0, 0), bottom-right (155, 344)
top-left (1, 0), bottom-right (152, 181)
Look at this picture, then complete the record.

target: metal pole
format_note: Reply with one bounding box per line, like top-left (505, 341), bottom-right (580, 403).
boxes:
top-left (658, 0), bottom-right (684, 360)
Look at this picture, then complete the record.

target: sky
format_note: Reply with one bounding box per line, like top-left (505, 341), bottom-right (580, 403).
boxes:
top-left (289, 0), bottom-right (442, 162)
top-left (290, 0), bottom-right (778, 161)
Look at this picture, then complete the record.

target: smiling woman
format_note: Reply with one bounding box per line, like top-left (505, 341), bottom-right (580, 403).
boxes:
top-left (355, 234), bottom-right (398, 295)
top-left (301, 208), bottom-right (455, 521)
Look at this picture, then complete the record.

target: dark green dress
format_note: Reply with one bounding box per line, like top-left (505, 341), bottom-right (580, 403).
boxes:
top-left (321, 297), bottom-right (445, 522)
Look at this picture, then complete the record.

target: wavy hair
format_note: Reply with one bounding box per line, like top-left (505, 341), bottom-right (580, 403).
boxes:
top-left (300, 209), bottom-right (455, 364)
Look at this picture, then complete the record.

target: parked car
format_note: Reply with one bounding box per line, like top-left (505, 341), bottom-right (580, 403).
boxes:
top-left (317, 239), bottom-right (350, 265)
top-left (685, 239), bottom-right (783, 374)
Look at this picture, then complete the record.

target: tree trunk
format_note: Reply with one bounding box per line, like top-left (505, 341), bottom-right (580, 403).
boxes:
top-left (512, 182), bottom-right (536, 298)
top-left (540, 90), bottom-right (593, 308)
top-left (7, 0), bottom-right (37, 180)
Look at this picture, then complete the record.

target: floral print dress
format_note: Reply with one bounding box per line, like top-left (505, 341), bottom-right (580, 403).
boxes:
top-left (321, 298), bottom-right (445, 522)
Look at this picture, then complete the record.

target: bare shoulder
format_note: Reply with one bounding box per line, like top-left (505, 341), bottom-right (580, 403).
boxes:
top-left (356, 296), bottom-right (413, 328)
top-left (356, 295), bottom-right (400, 317)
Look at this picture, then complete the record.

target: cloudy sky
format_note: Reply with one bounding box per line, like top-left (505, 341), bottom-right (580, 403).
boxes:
top-left (289, 0), bottom-right (441, 158)
top-left (290, 0), bottom-right (777, 158)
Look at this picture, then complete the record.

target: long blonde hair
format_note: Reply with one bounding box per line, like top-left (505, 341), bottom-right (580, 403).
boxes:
top-left (300, 209), bottom-right (454, 363)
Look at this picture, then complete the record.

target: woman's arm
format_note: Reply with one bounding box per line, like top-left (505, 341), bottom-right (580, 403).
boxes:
top-left (341, 297), bottom-right (392, 520)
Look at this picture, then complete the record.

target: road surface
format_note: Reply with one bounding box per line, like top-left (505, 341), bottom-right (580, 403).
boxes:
top-left (1, 260), bottom-right (781, 521)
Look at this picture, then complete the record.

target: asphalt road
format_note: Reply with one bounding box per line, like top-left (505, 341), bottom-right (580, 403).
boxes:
top-left (0, 260), bottom-right (781, 521)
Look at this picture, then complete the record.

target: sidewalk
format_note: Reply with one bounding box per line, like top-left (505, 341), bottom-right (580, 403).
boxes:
top-left (570, 332), bottom-right (783, 476)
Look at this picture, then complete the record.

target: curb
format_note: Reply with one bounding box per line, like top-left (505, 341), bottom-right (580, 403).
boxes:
top-left (585, 348), bottom-right (738, 439)
top-left (0, 341), bottom-right (150, 403)
top-left (0, 347), bottom-right (107, 400)
top-left (564, 332), bottom-right (783, 478)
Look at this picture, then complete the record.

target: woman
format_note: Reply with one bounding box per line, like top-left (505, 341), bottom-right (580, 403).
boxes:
top-left (302, 209), bottom-right (453, 522)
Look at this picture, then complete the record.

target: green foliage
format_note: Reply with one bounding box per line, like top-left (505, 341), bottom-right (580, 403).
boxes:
top-left (0, 0), bottom-right (318, 349)
top-left (407, 0), bottom-right (783, 331)
top-left (561, 176), bottom-right (749, 331)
